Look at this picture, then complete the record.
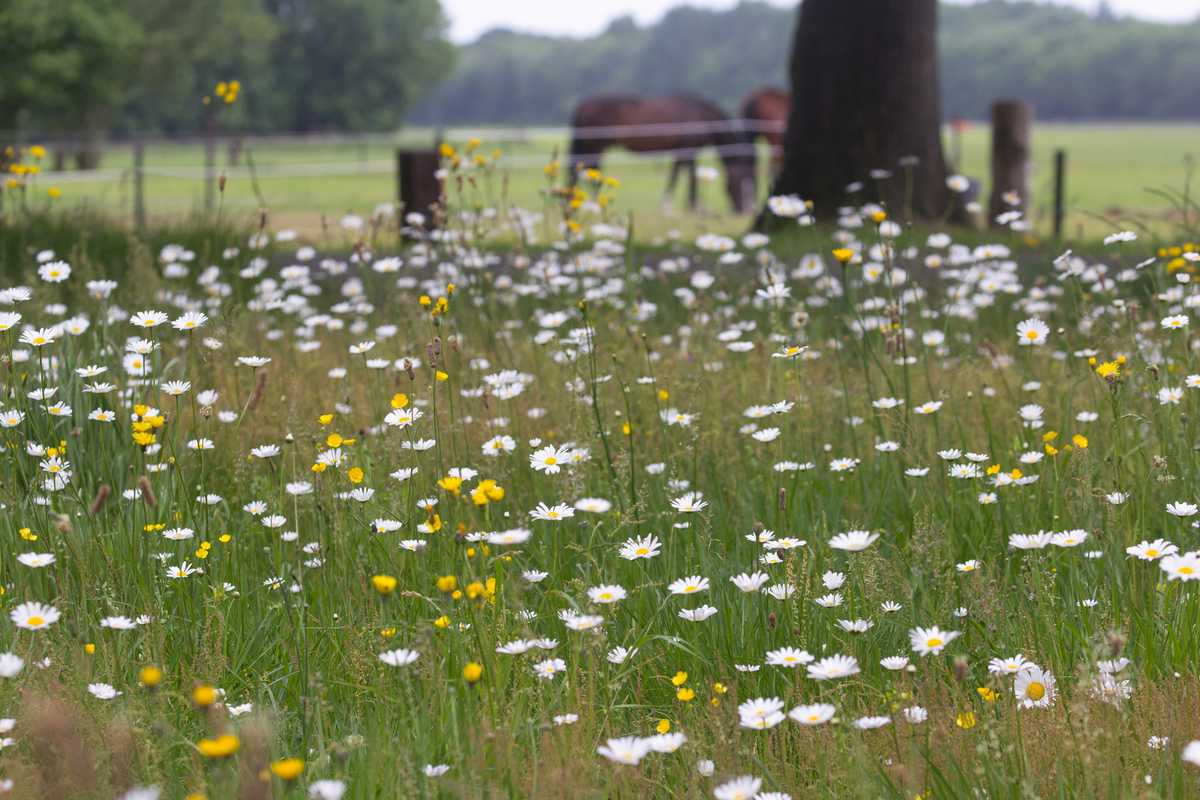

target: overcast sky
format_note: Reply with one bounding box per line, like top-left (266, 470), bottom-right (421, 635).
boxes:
top-left (441, 0), bottom-right (1200, 43)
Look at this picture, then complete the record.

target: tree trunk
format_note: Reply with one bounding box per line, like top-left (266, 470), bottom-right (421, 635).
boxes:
top-left (988, 100), bottom-right (1032, 226)
top-left (773, 0), bottom-right (958, 224)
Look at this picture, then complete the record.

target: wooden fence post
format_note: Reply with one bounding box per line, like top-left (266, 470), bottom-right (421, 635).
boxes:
top-left (1053, 149), bottom-right (1066, 239)
top-left (134, 140), bottom-right (145, 229)
top-left (988, 99), bottom-right (1032, 227)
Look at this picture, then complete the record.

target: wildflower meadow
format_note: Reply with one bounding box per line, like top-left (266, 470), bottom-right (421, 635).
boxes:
top-left (1, 145), bottom-right (1200, 800)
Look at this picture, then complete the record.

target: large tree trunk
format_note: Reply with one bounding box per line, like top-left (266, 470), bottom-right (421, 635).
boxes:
top-left (773, 0), bottom-right (958, 223)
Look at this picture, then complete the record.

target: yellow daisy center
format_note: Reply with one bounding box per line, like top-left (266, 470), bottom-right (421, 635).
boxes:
top-left (27, 616), bottom-right (43, 626)
top-left (927, 638), bottom-right (942, 647)
top-left (1146, 549), bottom-right (1158, 557)
top-left (544, 457), bottom-right (556, 465)
top-left (1180, 567), bottom-right (1195, 575)
top-left (1026, 331), bottom-right (1038, 339)
top-left (636, 547), bottom-right (648, 555)
top-left (1026, 682), bottom-right (1045, 700)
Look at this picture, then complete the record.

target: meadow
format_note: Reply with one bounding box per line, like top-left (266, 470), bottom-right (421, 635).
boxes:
top-left (1, 138), bottom-right (1200, 800)
top-left (12, 122), bottom-right (1200, 244)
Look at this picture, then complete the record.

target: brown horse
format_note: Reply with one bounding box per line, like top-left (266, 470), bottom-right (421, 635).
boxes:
top-left (569, 95), bottom-right (756, 213)
top-left (739, 87), bottom-right (790, 174)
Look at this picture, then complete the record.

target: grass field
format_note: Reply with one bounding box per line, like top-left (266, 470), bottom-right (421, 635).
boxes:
top-left (11, 123), bottom-right (1200, 244)
top-left (1, 144), bottom-right (1200, 798)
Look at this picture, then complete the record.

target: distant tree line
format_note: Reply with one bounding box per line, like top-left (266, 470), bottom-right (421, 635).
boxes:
top-left (0, 0), bottom-right (453, 149)
top-left (410, 0), bottom-right (1200, 126)
top-left (6, 0), bottom-right (1200, 149)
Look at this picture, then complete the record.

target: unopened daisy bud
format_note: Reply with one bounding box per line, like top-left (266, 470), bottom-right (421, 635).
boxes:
top-left (752, 521), bottom-right (765, 536)
top-left (436, 575), bottom-right (456, 594)
top-left (137, 475), bottom-right (157, 507)
top-left (248, 369), bottom-right (268, 410)
top-left (89, 484), bottom-right (111, 515)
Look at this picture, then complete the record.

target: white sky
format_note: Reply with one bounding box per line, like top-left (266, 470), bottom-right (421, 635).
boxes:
top-left (442, 0), bottom-right (1200, 44)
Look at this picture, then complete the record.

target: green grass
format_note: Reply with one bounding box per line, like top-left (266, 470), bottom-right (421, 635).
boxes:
top-left (13, 122), bottom-right (1200, 245)
top-left (0, 158), bottom-right (1199, 799)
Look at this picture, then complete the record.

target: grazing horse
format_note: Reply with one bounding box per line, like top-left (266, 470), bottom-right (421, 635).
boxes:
top-left (569, 94), bottom-right (756, 213)
top-left (739, 87), bottom-right (790, 174)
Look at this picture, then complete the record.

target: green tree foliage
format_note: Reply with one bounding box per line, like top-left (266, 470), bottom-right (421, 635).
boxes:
top-left (0, 0), bottom-right (455, 136)
top-left (412, 0), bottom-right (1200, 126)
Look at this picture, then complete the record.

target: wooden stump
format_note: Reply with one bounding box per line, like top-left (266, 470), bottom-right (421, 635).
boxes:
top-left (397, 150), bottom-right (442, 225)
top-left (989, 100), bottom-right (1032, 227)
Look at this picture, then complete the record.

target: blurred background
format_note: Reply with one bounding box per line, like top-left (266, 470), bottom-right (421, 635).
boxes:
top-left (4, 0), bottom-right (1200, 240)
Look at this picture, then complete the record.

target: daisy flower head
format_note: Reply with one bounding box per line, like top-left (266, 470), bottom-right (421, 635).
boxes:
top-left (714, 776), bottom-right (762, 800)
top-left (619, 534), bottom-right (662, 560)
top-left (529, 444), bottom-right (571, 474)
top-left (668, 575), bottom-right (709, 595)
top-left (806, 654), bottom-right (860, 680)
top-left (765, 647), bottom-right (814, 667)
top-left (828, 529), bottom-right (880, 552)
top-left (587, 584), bottom-right (627, 604)
top-left (670, 492), bottom-right (708, 513)
top-left (788, 702), bottom-right (836, 725)
top-left (1161, 552), bottom-right (1200, 581)
top-left (11, 601), bottom-right (60, 630)
top-left (1014, 666), bottom-right (1057, 709)
top-left (909, 625), bottom-right (960, 657)
top-left (1016, 318), bottom-right (1049, 346)
top-left (596, 736), bottom-right (653, 765)
top-left (1126, 539), bottom-right (1177, 560)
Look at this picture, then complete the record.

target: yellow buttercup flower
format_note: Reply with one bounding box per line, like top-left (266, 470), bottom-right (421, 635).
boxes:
top-left (437, 575), bottom-right (457, 593)
top-left (193, 686), bottom-right (217, 706)
top-left (347, 467), bottom-right (364, 483)
top-left (197, 734), bottom-right (240, 758)
top-left (656, 719), bottom-right (670, 734)
top-left (270, 759), bottom-right (305, 781)
top-left (371, 575), bottom-right (397, 595)
top-left (1073, 434), bottom-right (1088, 449)
top-left (141, 667), bottom-right (163, 687)
top-left (676, 688), bottom-right (695, 701)
top-left (463, 662), bottom-right (483, 684)
top-left (956, 712), bottom-right (976, 729)
top-left (327, 434), bottom-right (343, 448)
top-left (671, 671), bottom-right (688, 686)
top-left (832, 248), bottom-right (854, 263)
top-left (391, 393), bottom-right (408, 409)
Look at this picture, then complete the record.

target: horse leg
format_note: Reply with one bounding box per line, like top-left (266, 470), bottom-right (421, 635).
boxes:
top-left (662, 159), bottom-right (683, 216)
top-left (687, 160), bottom-right (698, 212)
